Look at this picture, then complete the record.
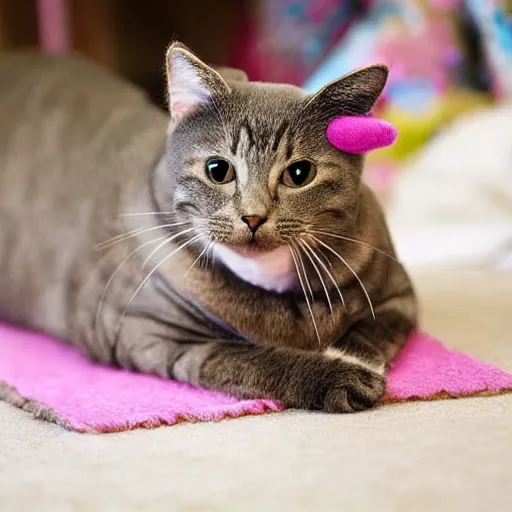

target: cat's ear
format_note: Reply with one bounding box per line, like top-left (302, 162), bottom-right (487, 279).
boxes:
top-left (304, 65), bottom-right (388, 121)
top-left (165, 42), bottom-right (230, 121)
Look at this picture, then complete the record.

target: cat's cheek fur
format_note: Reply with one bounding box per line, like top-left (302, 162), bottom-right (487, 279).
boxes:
top-left (214, 244), bottom-right (296, 293)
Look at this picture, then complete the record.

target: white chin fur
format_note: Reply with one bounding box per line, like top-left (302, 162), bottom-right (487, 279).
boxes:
top-left (214, 244), bottom-right (296, 293)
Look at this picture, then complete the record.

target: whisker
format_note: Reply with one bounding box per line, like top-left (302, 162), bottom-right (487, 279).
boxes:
top-left (208, 243), bottom-right (217, 271)
top-left (94, 234), bottom-right (169, 343)
top-left (203, 242), bottom-right (211, 270)
top-left (205, 246), bottom-right (210, 270)
top-left (185, 240), bottom-right (213, 277)
top-left (291, 240), bottom-right (313, 302)
top-left (310, 235), bottom-right (375, 319)
top-left (287, 243), bottom-right (321, 345)
top-left (313, 246), bottom-right (333, 268)
top-left (142, 227), bottom-right (197, 268)
top-left (297, 240), bottom-right (332, 315)
top-left (115, 233), bottom-right (206, 340)
top-left (96, 222), bottom-right (189, 251)
top-left (307, 242), bottom-right (346, 309)
top-left (310, 230), bottom-right (401, 264)
top-left (117, 211), bottom-right (177, 218)
top-left (300, 239), bottom-right (346, 312)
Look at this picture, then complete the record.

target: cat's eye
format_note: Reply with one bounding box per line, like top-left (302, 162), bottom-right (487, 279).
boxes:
top-left (281, 160), bottom-right (316, 188)
top-left (206, 158), bottom-right (235, 184)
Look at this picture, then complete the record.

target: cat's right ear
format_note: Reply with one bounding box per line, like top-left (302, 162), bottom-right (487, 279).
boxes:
top-left (165, 42), bottom-right (230, 122)
top-left (303, 65), bottom-right (388, 123)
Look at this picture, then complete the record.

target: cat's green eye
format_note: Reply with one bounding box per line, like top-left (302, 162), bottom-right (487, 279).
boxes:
top-left (206, 158), bottom-right (235, 185)
top-left (281, 160), bottom-right (316, 188)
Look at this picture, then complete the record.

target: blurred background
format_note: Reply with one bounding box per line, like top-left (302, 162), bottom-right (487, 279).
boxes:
top-left (1, 0), bottom-right (511, 271)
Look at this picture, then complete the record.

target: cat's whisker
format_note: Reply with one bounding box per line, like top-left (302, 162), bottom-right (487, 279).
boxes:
top-left (208, 243), bottom-right (217, 271)
top-left (201, 250), bottom-right (207, 270)
top-left (287, 243), bottom-right (321, 346)
top-left (297, 239), bottom-right (332, 315)
top-left (117, 211), bottom-right (177, 218)
top-left (185, 240), bottom-right (213, 277)
top-left (310, 235), bottom-right (375, 319)
top-left (300, 238), bottom-right (346, 311)
top-left (310, 229), bottom-right (401, 265)
top-left (313, 246), bottom-right (333, 268)
top-left (203, 242), bottom-right (211, 270)
top-left (291, 240), bottom-right (313, 302)
top-left (142, 227), bottom-right (197, 268)
top-left (96, 222), bottom-right (189, 250)
top-left (208, 224), bottom-right (232, 232)
top-left (310, 246), bottom-right (346, 311)
top-left (115, 233), bottom-right (206, 341)
top-left (94, 234), bottom-right (169, 344)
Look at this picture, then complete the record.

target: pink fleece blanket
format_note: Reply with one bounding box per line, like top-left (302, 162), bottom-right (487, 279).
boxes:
top-left (1, 324), bottom-right (511, 433)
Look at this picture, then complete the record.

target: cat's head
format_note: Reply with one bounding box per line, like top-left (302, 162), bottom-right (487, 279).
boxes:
top-left (159, 43), bottom-right (388, 291)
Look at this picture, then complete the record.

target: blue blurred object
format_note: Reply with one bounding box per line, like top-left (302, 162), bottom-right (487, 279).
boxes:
top-left (303, 0), bottom-right (512, 97)
top-left (493, 10), bottom-right (512, 53)
top-left (302, 15), bottom-right (379, 93)
top-left (464, 0), bottom-right (512, 94)
top-left (302, 1), bottom-right (410, 93)
top-left (387, 79), bottom-right (436, 114)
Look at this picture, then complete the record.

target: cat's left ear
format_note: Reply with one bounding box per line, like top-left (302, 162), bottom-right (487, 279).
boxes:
top-left (304, 65), bottom-right (388, 122)
top-left (166, 42), bottom-right (230, 122)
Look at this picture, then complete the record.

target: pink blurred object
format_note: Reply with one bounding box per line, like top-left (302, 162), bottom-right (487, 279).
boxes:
top-left (385, 331), bottom-right (512, 402)
top-left (1, 325), bottom-right (511, 432)
top-left (370, 15), bottom-right (460, 94)
top-left (429, 0), bottom-right (463, 9)
top-left (326, 116), bottom-right (398, 154)
top-left (36, 0), bottom-right (70, 53)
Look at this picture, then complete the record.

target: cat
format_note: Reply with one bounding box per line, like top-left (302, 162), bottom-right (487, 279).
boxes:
top-left (0, 43), bottom-right (417, 413)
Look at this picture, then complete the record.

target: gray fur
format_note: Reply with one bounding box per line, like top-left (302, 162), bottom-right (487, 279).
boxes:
top-left (0, 45), bottom-right (417, 413)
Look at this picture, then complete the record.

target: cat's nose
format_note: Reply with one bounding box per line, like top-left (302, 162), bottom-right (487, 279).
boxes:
top-left (241, 215), bottom-right (267, 233)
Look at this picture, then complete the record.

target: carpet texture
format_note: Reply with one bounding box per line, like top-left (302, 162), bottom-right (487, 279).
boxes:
top-left (1, 324), bottom-right (511, 433)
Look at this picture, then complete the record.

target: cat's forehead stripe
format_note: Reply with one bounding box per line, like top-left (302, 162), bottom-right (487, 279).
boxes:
top-left (230, 127), bottom-right (241, 155)
top-left (232, 117), bottom-right (292, 159)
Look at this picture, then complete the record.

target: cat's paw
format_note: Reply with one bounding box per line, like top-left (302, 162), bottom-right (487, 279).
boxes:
top-left (321, 364), bottom-right (385, 413)
top-left (298, 357), bottom-right (385, 413)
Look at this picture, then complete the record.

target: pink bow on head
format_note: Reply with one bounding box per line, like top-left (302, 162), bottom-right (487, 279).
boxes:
top-left (326, 116), bottom-right (398, 154)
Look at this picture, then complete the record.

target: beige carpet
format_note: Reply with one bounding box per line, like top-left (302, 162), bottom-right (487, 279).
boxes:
top-left (1, 270), bottom-right (511, 512)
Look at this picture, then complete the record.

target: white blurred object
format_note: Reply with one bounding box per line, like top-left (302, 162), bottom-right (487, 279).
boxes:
top-left (388, 103), bottom-right (512, 270)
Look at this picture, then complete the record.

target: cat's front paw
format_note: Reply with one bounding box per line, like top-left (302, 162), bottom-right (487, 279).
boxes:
top-left (299, 357), bottom-right (385, 413)
top-left (321, 364), bottom-right (385, 413)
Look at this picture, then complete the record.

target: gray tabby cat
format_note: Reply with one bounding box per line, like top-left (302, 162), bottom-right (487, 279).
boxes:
top-left (0, 43), bottom-right (416, 412)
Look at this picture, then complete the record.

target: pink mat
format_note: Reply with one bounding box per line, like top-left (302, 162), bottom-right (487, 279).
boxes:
top-left (1, 324), bottom-right (511, 433)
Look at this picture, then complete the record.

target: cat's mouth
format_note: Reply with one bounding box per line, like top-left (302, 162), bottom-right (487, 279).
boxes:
top-left (229, 244), bottom-right (265, 258)
top-left (214, 242), bottom-right (295, 292)
top-left (219, 243), bottom-right (293, 272)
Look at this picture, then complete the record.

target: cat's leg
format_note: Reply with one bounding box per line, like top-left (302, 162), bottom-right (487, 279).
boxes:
top-left (115, 317), bottom-right (386, 413)
top-left (325, 298), bottom-right (416, 411)
top-left (197, 342), bottom-right (386, 412)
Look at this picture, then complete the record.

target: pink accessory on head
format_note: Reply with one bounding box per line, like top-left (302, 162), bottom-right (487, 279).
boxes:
top-left (326, 115), bottom-right (398, 154)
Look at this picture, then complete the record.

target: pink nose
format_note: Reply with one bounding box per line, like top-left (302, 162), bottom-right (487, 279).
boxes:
top-left (242, 215), bottom-right (266, 233)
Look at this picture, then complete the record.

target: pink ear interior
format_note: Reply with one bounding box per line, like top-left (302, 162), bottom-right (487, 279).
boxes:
top-left (326, 116), bottom-right (398, 154)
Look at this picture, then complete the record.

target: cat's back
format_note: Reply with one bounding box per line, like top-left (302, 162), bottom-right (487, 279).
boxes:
top-left (0, 52), bottom-right (160, 170)
top-left (0, 52), bottom-right (166, 210)
top-left (0, 53), bottom-right (168, 331)
top-left (0, 52), bottom-right (147, 103)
